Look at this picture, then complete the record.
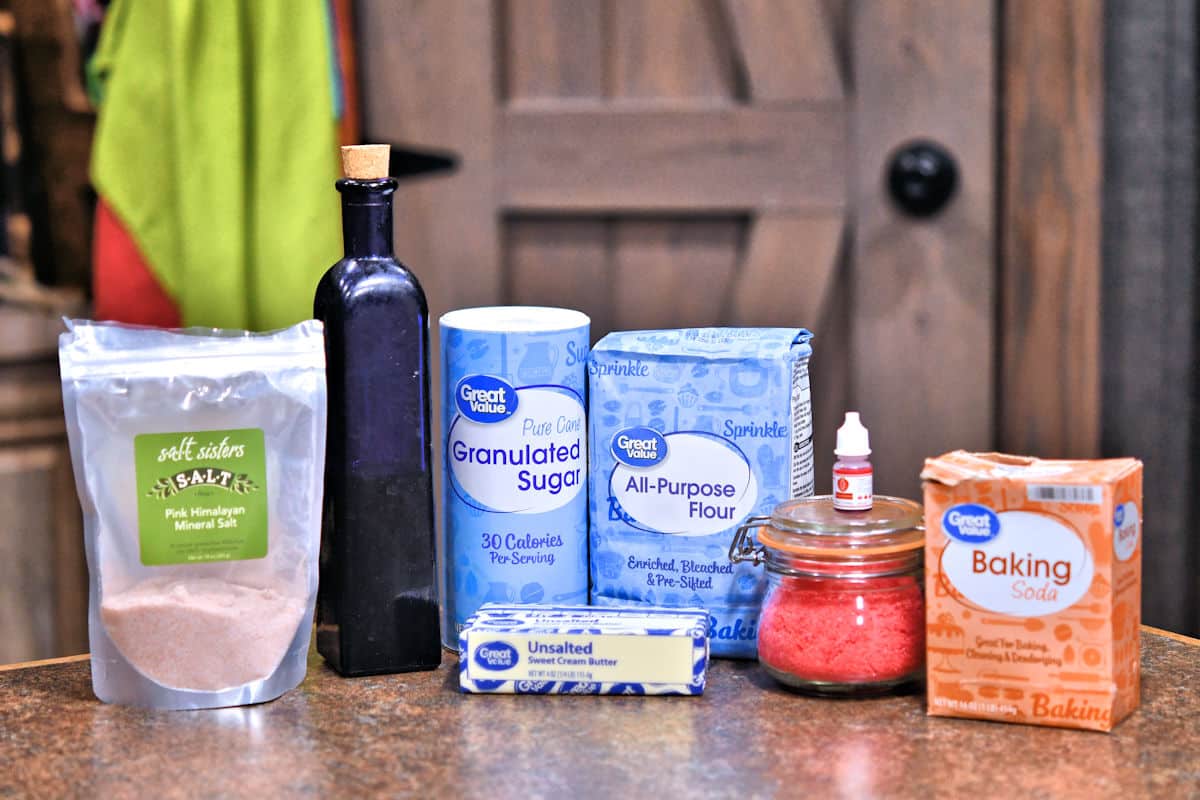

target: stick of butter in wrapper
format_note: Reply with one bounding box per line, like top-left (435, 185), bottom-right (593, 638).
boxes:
top-left (459, 604), bottom-right (709, 695)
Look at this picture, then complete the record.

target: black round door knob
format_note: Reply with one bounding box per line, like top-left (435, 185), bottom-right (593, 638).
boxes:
top-left (886, 140), bottom-right (959, 218)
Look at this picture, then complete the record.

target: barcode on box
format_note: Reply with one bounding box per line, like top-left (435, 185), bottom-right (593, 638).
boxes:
top-left (1026, 484), bottom-right (1102, 504)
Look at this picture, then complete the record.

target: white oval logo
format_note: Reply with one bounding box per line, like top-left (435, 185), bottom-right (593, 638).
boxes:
top-left (1113, 501), bottom-right (1139, 562)
top-left (448, 386), bottom-right (586, 513)
top-left (609, 432), bottom-right (757, 535)
top-left (940, 510), bottom-right (1094, 617)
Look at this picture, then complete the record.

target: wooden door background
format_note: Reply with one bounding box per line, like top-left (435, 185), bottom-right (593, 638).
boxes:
top-left (5, 1), bottom-right (1149, 663)
top-left (360, 0), bottom-right (994, 496)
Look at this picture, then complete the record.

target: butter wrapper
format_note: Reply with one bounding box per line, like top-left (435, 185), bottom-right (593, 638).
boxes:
top-left (458, 604), bottom-right (709, 695)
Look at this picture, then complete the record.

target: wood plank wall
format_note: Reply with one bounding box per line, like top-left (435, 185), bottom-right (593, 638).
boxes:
top-left (1000, 0), bottom-right (1103, 460)
top-left (854, 2), bottom-right (995, 497)
top-left (1101, 0), bottom-right (1198, 636)
top-left (1004, 0), bottom-right (1199, 635)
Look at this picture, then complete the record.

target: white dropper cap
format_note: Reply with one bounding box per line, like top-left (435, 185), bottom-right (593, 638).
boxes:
top-left (835, 411), bottom-right (871, 456)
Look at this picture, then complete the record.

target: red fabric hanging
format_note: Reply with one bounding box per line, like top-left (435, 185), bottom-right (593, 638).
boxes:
top-left (92, 199), bottom-right (181, 327)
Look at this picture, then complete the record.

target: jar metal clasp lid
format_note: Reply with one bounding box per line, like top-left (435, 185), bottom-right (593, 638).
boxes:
top-left (729, 515), bottom-right (771, 565)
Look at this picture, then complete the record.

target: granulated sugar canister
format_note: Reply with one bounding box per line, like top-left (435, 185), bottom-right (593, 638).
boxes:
top-left (440, 307), bottom-right (590, 647)
top-left (730, 496), bottom-right (925, 695)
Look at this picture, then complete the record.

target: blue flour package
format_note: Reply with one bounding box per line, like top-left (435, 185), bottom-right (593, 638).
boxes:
top-left (441, 307), bottom-right (591, 648)
top-left (588, 328), bottom-right (814, 658)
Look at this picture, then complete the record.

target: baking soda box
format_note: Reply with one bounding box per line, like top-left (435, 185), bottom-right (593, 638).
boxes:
top-left (922, 452), bottom-right (1142, 731)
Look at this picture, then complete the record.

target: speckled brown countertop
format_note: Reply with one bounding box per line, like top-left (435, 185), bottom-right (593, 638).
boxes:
top-left (1, 628), bottom-right (1197, 799)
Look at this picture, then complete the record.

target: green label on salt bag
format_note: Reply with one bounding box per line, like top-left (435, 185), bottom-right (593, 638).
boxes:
top-left (134, 428), bottom-right (268, 565)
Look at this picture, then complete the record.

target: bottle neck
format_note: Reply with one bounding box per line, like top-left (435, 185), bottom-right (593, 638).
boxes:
top-left (337, 177), bottom-right (398, 258)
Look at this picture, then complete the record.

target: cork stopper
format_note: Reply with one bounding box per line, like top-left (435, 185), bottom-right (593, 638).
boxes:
top-left (340, 145), bottom-right (391, 180)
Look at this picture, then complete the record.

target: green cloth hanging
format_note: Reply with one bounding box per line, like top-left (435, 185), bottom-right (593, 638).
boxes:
top-left (90, 0), bottom-right (341, 330)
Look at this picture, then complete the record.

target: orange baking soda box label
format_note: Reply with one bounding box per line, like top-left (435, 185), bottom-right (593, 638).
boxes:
top-left (922, 452), bottom-right (1142, 731)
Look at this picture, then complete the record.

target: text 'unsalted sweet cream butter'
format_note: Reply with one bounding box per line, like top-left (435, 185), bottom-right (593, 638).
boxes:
top-left (458, 604), bottom-right (709, 695)
top-left (922, 452), bottom-right (1143, 732)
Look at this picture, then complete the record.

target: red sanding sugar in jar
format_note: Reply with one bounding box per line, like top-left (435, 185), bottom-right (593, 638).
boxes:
top-left (730, 496), bottom-right (924, 695)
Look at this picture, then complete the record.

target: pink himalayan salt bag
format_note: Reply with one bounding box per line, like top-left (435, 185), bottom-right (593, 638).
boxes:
top-left (59, 320), bottom-right (326, 709)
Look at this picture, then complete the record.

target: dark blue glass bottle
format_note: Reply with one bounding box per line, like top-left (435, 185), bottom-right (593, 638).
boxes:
top-left (313, 170), bottom-right (441, 675)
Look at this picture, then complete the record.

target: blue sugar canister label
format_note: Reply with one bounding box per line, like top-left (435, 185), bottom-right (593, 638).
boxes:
top-left (589, 328), bottom-right (815, 658)
top-left (441, 307), bottom-right (591, 646)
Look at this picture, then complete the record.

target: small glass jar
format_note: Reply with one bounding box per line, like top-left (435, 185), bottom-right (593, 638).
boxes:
top-left (730, 496), bottom-right (924, 696)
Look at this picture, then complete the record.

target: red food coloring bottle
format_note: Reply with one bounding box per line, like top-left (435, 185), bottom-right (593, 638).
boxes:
top-left (833, 412), bottom-right (873, 512)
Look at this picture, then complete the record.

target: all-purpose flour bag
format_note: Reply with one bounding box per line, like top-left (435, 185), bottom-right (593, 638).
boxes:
top-left (589, 328), bottom-right (814, 658)
top-left (60, 320), bottom-right (326, 709)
